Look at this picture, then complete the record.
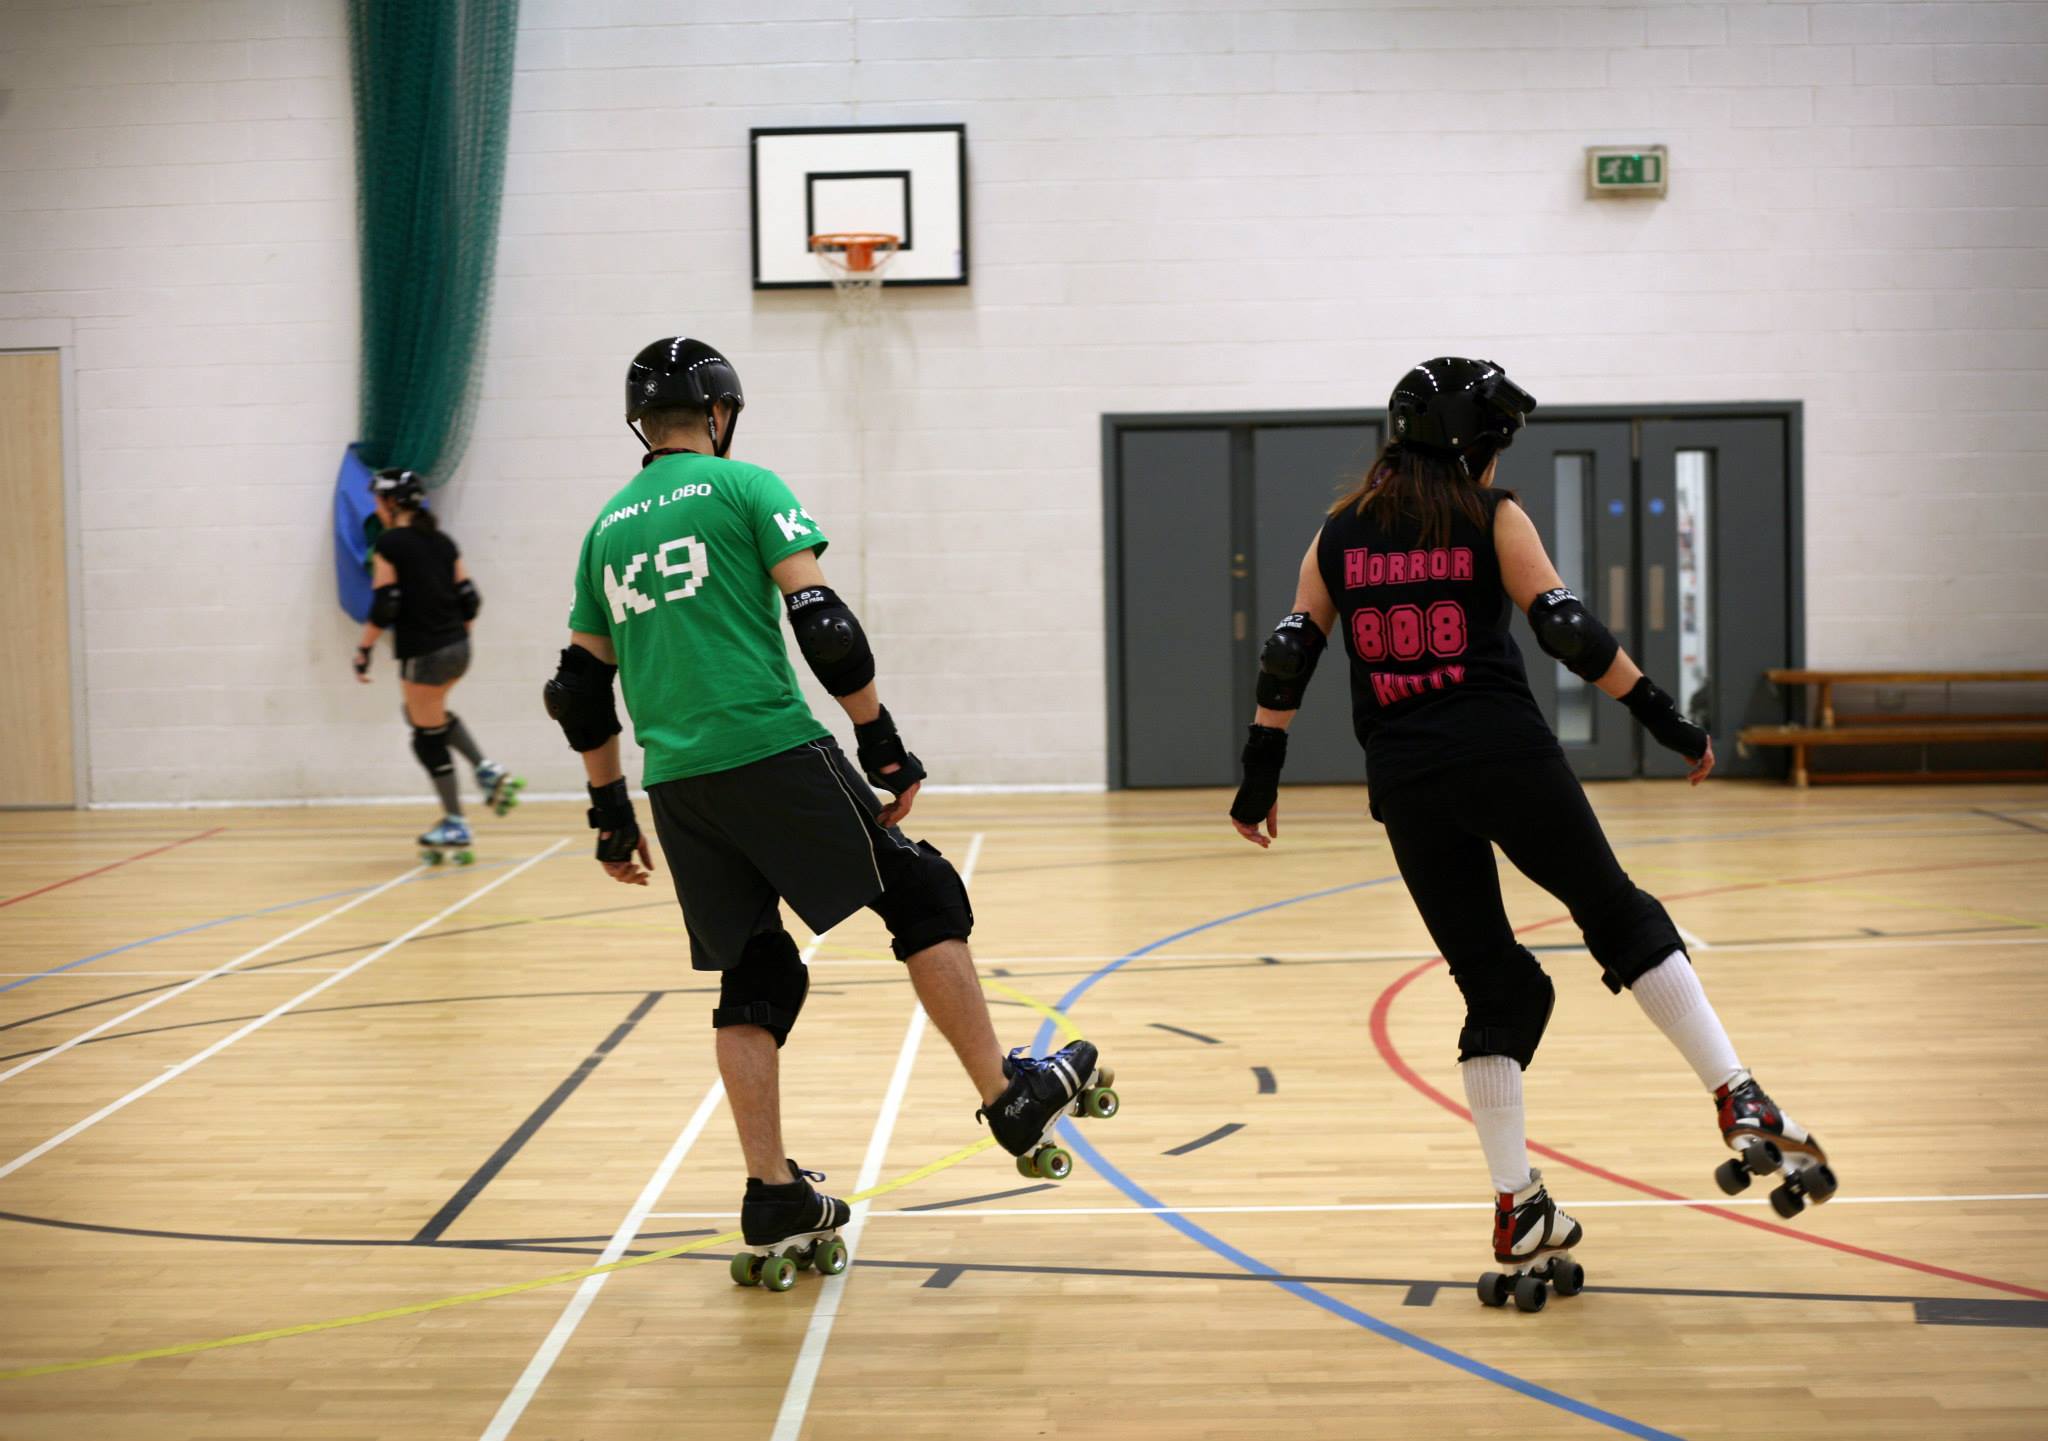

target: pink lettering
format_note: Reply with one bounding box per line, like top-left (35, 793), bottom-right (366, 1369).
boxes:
top-left (1385, 553), bottom-right (1406, 585)
top-left (1452, 547), bottom-right (1473, 580)
top-left (1366, 552), bottom-right (1385, 586)
top-left (1429, 549), bottom-right (1449, 580)
top-left (1345, 548), bottom-right (1368, 588)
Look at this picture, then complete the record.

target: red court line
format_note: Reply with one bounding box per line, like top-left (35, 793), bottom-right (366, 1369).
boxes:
top-left (0, 828), bottom-right (227, 912)
top-left (1366, 856), bottom-right (2048, 1303)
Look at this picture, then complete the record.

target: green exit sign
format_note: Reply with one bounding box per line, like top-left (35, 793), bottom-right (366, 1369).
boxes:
top-left (1586, 145), bottom-right (1669, 198)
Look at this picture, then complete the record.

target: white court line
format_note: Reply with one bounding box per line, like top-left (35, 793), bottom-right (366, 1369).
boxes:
top-left (0, 840), bottom-right (565, 1182)
top-left (1673, 921), bottom-right (1712, 952)
top-left (648, 1191), bottom-right (2048, 1221)
top-left (0, 866), bottom-right (423, 1086)
top-left (0, 969), bottom-right (349, 978)
top-left (771, 831), bottom-right (985, 1441)
top-left (479, 1080), bottom-right (727, 1441)
top-left (481, 890), bottom-right (850, 1439)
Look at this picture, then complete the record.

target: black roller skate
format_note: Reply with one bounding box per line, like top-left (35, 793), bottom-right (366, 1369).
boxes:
top-left (1712, 1073), bottom-right (1837, 1218)
top-left (977, 1041), bottom-right (1119, 1181)
top-left (1477, 1169), bottom-right (1585, 1313)
top-left (729, 1159), bottom-right (851, 1293)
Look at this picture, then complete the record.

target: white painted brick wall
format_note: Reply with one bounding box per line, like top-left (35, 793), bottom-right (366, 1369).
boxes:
top-left (2, 1), bottom-right (2043, 803)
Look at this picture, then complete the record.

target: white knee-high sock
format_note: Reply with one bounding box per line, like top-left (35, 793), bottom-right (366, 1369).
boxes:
top-left (1632, 950), bottom-right (1744, 1092)
top-left (1460, 1054), bottom-right (1532, 1195)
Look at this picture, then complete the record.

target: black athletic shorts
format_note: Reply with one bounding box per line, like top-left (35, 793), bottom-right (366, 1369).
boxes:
top-left (648, 737), bottom-right (951, 971)
top-left (398, 637), bottom-right (470, 686)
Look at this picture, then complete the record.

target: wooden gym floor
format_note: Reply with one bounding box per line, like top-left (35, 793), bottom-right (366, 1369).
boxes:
top-left (1, 783), bottom-right (2045, 1440)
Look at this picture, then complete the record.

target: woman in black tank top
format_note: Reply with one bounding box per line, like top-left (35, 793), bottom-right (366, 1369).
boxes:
top-left (353, 469), bottom-right (523, 859)
top-left (1228, 359), bottom-right (1836, 1307)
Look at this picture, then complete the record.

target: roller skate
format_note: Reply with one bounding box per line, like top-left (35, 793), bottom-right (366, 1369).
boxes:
top-left (1712, 1072), bottom-right (1837, 1218)
top-left (977, 1040), bottom-right (1119, 1181)
top-left (1477, 1169), bottom-right (1585, 1313)
top-left (476, 761), bottom-right (524, 817)
top-left (417, 817), bottom-right (474, 866)
top-left (729, 1160), bottom-right (852, 1293)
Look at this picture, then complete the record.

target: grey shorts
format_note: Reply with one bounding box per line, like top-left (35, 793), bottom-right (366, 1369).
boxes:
top-left (399, 637), bottom-right (470, 686)
top-left (648, 737), bottom-right (970, 971)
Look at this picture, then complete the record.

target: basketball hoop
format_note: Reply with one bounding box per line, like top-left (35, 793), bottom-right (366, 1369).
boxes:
top-left (810, 232), bottom-right (899, 322)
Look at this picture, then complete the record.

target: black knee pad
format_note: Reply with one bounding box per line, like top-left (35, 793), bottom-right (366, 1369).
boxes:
top-left (712, 929), bottom-right (809, 1047)
top-left (1454, 949), bottom-right (1555, 1069)
top-left (870, 839), bottom-right (974, 961)
top-left (1576, 885), bottom-right (1684, 994)
top-left (410, 723), bottom-right (454, 777)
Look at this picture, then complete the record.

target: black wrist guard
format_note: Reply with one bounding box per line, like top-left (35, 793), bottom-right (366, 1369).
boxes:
top-left (854, 707), bottom-right (927, 797)
top-left (1622, 677), bottom-right (1708, 762)
top-left (1230, 724), bottom-right (1289, 826)
top-left (587, 779), bottom-right (640, 863)
top-left (352, 645), bottom-right (371, 677)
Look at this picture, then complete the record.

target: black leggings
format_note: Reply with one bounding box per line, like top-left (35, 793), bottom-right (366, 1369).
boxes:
top-left (1375, 752), bottom-right (1681, 1067)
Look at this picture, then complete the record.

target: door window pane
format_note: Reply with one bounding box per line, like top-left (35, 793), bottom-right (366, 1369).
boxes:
top-left (1675, 449), bottom-right (1712, 727)
top-left (1552, 454), bottom-right (1592, 743)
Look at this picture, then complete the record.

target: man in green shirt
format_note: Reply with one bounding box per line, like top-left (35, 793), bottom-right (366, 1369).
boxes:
top-left (542, 338), bottom-right (1115, 1288)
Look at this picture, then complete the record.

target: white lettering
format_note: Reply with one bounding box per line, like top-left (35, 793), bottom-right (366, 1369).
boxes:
top-left (604, 553), bottom-right (656, 623)
top-left (772, 507), bottom-right (813, 543)
top-left (655, 535), bottom-right (709, 600)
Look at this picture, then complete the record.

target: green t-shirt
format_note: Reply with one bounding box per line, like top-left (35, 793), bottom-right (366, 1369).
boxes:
top-left (567, 452), bottom-right (831, 784)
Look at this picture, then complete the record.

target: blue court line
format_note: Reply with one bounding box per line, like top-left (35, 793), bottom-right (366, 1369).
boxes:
top-left (0, 854), bottom-right (566, 996)
top-left (1028, 877), bottom-right (1685, 1441)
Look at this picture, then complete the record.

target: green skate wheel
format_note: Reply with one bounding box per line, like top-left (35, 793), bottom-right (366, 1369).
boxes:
top-left (760, 1255), bottom-right (798, 1292)
top-left (1715, 1158), bottom-right (1752, 1195)
top-left (421, 848), bottom-right (443, 866)
top-left (1512, 1274), bottom-right (1548, 1312)
top-left (1550, 1260), bottom-right (1585, 1297)
top-left (787, 1245), bottom-right (813, 1271)
top-left (1769, 1183), bottom-right (1804, 1219)
top-left (730, 1253), bottom-right (762, 1287)
top-left (1476, 1271), bottom-right (1509, 1308)
top-left (495, 779), bottom-right (524, 815)
top-left (453, 849), bottom-right (475, 866)
top-left (1034, 1146), bottom-right (1073, 1181)
top-left (1084, 1087), bottom-right (1119, 1120)
top-left (1016, 1153), bottom-right (1040, 1179)
top-left (816, 1237), bottom-right (848, 1276)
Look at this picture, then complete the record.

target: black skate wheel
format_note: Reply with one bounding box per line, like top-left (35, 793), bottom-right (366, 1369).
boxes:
top-left (730, 1253), bottom-right (762, 1287)
top-left (1084, 1087), bottom-right (1120, 1120)
top-left (1550, 1260), bottom-right (1585, 1298)
top-left (1804, 1164), bottom-right (1839, 1203)
top-left (1769, 1183), bottom-right (1805, 1219)
top-left (760, 1255), bottom-right (798, 1292)
top-left (1715, 1158), bottom-right (1753, 1196)
top-left (1035, 1146), bottom-right (1073, 1181)
top-left (1513, 1275), bottom-right (1548, 1313)
top-left (1476, 1272), bottom-right (1510, 1308)
top-left (1744, 1140), bottom-right (1782, 1175)
top-left (816, 1237), bottom-right (849, 1276)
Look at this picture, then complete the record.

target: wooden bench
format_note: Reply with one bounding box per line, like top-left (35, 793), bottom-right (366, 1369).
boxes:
top-left (1740, 669), bottom-right (2048, 786)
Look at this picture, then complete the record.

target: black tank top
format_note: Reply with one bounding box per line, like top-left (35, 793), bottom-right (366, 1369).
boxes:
top-left (1314, 487), bottom-right (1560, 797)
top-left (374, 525), bottom-right (465, 659)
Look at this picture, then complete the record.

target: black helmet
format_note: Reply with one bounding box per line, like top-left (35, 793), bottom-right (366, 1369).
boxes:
top-left (625, 337), bottom-right (745, 457)
top-left (1388, 358), bottom-right (1537, 476)
top-left (370, 467), bottom-right (426, 506)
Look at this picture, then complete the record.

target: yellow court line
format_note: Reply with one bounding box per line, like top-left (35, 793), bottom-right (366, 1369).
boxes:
top-left (0, 978), bottom-right (1090, 1383)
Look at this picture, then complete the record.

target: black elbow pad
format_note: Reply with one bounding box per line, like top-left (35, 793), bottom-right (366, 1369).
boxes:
top-left (369, 584), bottom-right (402, 627)
top-left (1255, 612), bottom-right (1328, 710)
top-left (542, 644), bottom-right (622, 752)
top-left (786, 586), bottom-right (876, 696)
top-left (1529, 587), bottom-right (1619, 683)
top-left (455, 578), bottom-right (479, 620)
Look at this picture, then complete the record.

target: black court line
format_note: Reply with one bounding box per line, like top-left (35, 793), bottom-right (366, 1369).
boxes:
top-left (412, 990), bottom-right (665, 1243)
top-left (900, 1183), bottom-right (1058, 1212)
top-left (1252, 1066), bottom-right (1276, 1095)
top-left (1, 1205), bottom-right (2039, 1329)
top-left (1973, 807), bottom-right (2048, 835)
top-left (1149, 1021), bottom-right (1223, 1045)
top-left (1163, 1122), bottom-right (1245, 1156)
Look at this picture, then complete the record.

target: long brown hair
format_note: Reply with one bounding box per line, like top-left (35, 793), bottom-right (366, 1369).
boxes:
top-left (1328, 441), bottom-right (1511, 549)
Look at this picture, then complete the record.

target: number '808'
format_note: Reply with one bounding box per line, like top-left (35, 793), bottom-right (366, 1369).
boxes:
top-left (1351, 601), bottom-right (1467, 661)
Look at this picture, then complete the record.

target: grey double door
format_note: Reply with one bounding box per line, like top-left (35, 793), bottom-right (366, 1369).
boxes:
top-left (1109, 409), bottom-right (1796, 787)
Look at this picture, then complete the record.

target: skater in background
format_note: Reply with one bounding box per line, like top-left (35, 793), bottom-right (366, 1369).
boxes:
top-left (1229, 357), bottom-right (1835, 1312)
top-left (542, 338), bottom-right (1114, 1292)
top-left (353, 467), bottom-right (521, 862)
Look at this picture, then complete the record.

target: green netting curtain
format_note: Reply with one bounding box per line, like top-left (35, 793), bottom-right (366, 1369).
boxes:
top-left (348, 0), bottom-right (518, 485)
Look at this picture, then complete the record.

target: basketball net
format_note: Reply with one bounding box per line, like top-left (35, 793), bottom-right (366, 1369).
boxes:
top-left (810, 232), bottom-right (899, 324)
